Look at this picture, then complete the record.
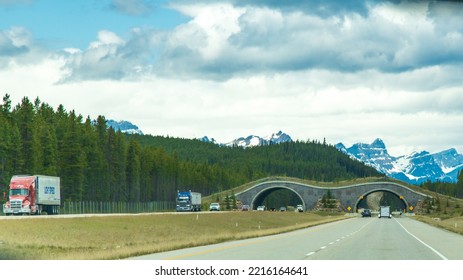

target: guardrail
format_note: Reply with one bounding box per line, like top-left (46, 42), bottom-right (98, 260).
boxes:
top-left (1, 201), bottom-right (176, 215)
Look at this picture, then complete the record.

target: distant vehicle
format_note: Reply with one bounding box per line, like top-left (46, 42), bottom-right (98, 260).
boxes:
top-left (241, 205), bottom-right (250, 211)
top-left (257, 205), bottom-right (266, 211)
top-left (279, 206), bottom-right (287, 212)
top-left (379, 206), bottom-right (391, 218)
top-left (361, 209), bottom-right (371, 217)
top-left (176, 191), bottom-right (201, 212)
top-left (296, 205), bottom-right (304, 212)
top-left (3, 175), bottom-right (60, 215)
top-left (209, 202), bottom-right (220, 211)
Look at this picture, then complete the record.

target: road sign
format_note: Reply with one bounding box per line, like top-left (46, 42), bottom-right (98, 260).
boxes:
top-left (409, 206), bottom-right (414, 211)
top-left (347, 206), bottom-right (352, 212)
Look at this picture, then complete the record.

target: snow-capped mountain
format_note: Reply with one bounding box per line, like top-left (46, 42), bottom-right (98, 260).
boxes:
top-left (224, 130), bottom-right (292, 147)
top-left (200, 131), bottom-right (292, 148)
top-left (336, 139), bottom-right (463, 185)
top-left (106, 120), bottom-right (144, 135)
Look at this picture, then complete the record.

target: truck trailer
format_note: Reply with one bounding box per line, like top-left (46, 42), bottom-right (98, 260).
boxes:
top-left (378, 206), bottom-right (391, 219)
top-left (3, 175), bottom-right (60, 215)
top-left (176, 191), bottom-right (201, 212)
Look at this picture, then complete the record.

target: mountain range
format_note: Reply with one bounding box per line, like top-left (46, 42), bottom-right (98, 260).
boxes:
top-left (335, 139), bottom-right (463, 185)
top-left (107, 120), bottom-right (462, 185)
top-left (203, 133), bottom-right (463, 185)
top-left (200, 131), bottom-right (292, 148)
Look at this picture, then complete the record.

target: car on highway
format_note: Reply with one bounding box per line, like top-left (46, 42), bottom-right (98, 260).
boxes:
top-left (241, 204), bottom-right (250, 211)
top-left (361, 209), bottom-right (371, 217)
top-left (296, 205), bottom-right (304, 212)
top-left (209, 202), bottom-right (220, 211)
top-left (279, 206), bottom-right (286, 212)
top-left (257, 205), bottom-right (266, 211)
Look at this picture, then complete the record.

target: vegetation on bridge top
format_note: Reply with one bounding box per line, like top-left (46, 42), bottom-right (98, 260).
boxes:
top-left (203, 176), bottom-right (463, 218)
top-left (202, 176), bottom-right (432, 205)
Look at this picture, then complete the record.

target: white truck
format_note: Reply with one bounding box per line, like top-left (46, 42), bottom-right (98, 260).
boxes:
top-left (378, 206), bottom-right (391, 218)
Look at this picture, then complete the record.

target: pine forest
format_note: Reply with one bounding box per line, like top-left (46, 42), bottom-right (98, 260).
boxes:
top-left (0, 94), bottom-right (383, 204)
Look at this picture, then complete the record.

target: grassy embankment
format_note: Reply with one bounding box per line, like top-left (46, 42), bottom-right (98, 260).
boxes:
top-left (0, 211), bottom-right (347, 260)
top-left (413, 192), bottom-right (463, 235)
top-left (414, 215), bottom-right (463, 235)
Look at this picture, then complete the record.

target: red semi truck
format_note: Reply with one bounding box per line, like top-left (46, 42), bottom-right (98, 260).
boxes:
top-left (3, 175), bottom-right (61, 215)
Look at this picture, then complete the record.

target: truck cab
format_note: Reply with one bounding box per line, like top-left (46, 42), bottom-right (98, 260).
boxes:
top-left (3, 176), bottom-right (36, 215)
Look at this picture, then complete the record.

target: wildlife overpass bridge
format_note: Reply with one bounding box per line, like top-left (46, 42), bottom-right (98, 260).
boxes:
top-left (235, 179), bottom-right (433, 212)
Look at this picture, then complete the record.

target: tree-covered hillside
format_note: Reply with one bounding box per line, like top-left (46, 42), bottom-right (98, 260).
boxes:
top-left (0, 94), bottom-right (382, 203)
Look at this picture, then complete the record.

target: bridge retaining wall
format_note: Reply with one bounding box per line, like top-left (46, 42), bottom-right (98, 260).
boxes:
top-left (235, 180), bottom-right (433, 212)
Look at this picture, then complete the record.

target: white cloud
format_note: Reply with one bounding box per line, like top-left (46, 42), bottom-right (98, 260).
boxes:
top-left (2, 0), bottom-right (463, 157)
top-left (89, 30), bottom-right (125, 48)
top-left (0, 27), bottom-right (31, 58)
top-left (48, 1), bottom-right (463, 82)
top-left (60, 30), bottom-right (155, 82)
top-left (148, 1), bottom-right (463, 79)
top-left (178, 3), bottom-right (243, 60)
top-left (2, 54), bottom-right (463, 156)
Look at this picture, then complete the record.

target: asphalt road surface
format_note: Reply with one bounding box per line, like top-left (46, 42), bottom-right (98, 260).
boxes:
top-left (131, 215), bottom-right (463, 260)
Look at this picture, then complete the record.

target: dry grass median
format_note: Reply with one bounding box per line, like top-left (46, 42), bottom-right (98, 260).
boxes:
top-left (0, 211), bottom-right (347, 260)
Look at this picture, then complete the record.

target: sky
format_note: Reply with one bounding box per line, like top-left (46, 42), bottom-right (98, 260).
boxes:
top-left (1, 0), bottom-right (463, 156)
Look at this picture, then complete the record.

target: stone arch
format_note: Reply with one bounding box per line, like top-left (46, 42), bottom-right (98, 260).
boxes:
top-left (354, 188), bottom-right (409, 212)
top-left (251, 185), bottom-right (305, 210)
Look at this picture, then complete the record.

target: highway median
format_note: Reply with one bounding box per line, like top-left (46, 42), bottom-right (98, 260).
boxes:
top-left (0, 211), bottom-right (348, 260)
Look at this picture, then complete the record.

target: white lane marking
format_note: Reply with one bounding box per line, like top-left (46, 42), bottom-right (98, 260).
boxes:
top-left (306, 218), bottom-right (375, 257)
top-left (394, 218), bottom-right (448, 260)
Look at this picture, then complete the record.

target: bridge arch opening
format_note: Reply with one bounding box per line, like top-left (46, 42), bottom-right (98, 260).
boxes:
top-left (251, 186), bottom-right (305, 211)
top-left (355, 189), bottom-right (408, 212)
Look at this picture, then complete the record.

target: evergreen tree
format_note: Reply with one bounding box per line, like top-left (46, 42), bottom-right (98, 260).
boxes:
top-left (13, 97), bottom-right (40, 173)
top-left (60, 111), bottom-right (86, 201)
top-left (457, 171), bottom-right (463, 198)
top-left (126, 140), bottom-right (141, 202)
top-left (94, 115), bottom-right (110, 201)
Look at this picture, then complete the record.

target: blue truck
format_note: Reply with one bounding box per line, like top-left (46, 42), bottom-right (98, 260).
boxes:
top-left (176, 191), bottom-right (202, 212)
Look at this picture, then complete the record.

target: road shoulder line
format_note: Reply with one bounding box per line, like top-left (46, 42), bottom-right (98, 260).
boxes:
top-left (394, 218), bottom-right (448, 260)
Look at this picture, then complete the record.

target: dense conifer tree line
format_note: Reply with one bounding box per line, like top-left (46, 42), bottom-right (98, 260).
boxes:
top-left (420, 171), bottom-right (463, 198)
top-left (0, 94), bottom-right (382, 203)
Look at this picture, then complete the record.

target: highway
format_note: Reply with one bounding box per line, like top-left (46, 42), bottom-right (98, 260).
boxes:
top-left (131, 215), bottom-right (463, 260)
